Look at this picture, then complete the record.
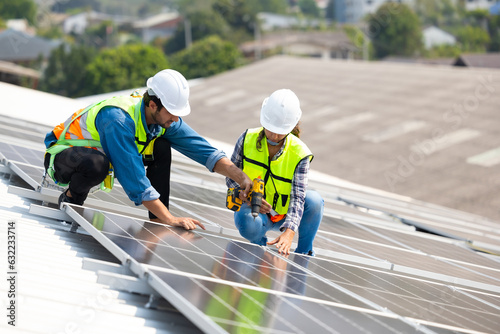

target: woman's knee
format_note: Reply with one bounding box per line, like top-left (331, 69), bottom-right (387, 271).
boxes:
top-left (304, 190), bottom-right (324, 211)
top-left (235, 210), bottom-right (265, 242)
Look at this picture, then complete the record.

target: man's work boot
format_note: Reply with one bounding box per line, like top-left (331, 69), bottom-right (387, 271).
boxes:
top-left (58, 189), bottom-right (84, 208)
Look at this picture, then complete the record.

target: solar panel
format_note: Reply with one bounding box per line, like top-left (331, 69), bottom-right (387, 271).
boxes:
top-left (2, 129), bottom-right (500, 334)
top-left (334, 194), bottom-right (500, 252)
top-left (63, 205), bottom-right (500, 334)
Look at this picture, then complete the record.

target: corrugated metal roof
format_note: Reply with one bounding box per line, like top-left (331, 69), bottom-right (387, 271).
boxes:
top-left (0, 155), bottom-right (201, 333)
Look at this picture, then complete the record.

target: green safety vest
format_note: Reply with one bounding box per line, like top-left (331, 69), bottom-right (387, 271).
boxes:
top-left (46, 94), bottom-right (163, 189)
top-left (242, 127), bottom-right (313, 215)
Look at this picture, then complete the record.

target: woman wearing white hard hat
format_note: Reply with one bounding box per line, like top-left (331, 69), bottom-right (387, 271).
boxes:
top-left (226, 89), bottom-right (324, 255)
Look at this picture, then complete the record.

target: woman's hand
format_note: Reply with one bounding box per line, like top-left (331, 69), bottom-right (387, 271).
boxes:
top-left (267, 228), bottom-right (295, 255)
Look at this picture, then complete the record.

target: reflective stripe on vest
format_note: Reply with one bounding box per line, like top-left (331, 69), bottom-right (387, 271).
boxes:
top-left (242, 127), bottom-right (313, 215)
top-left (51, 95), bottom-right (165, 154)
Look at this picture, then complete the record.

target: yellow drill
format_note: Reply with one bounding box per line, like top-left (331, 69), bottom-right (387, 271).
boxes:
top-left (226, 178), bottom-right (265, 219)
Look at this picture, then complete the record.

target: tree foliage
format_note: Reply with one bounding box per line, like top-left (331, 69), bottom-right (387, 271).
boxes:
top-left (166, 0), bottom-right (288, 54)
top-left (298, 0), bottom-right (320, 18)
top-left (82, 44), bottom-right (169, 95)
top-left (455, 26), bottom-right (490, 52)
top-left (212, 0), bottom-right (255, 35)
top-left (0, 0), bottom-right (37, 25)
top-left (40, 44), bottom-right (97, 97)
top-left (164, 9), bottom-right (230, 55)
top-left (368, 3), bottom-right (423, 59)
top-left (414, 0), bottom-right (459, 27)
top-left (75, 20), bottom-right (118, 49)
top-left (169, 35), bottom-right (242, 80)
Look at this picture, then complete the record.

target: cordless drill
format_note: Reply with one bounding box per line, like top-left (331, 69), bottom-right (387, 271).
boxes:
top-left (226, 178), bottom-right (265, 219)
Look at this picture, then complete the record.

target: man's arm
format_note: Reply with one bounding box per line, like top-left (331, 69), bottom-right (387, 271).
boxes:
top-left (96, 107), bottom-right (205, 230)
top-left (214, 157), bottom-right (252, 197)
top-left (165, 121), bottom-right (252, 195)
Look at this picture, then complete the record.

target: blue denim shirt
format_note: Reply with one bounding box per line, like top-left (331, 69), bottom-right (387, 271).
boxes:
top-left (45, 101), bottom-right (225, 205)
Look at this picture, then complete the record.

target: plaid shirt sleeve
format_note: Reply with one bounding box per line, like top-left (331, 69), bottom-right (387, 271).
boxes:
top-left (225, 132), bottom-right (245, 189)
top-left (280, 157), bottom-right (310, 232)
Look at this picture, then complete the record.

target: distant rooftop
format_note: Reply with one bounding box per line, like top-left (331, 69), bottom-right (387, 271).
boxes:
top-left (0, 29), bottom-right (62, 62)
top-left (453, 53), bottom-right (500, 69)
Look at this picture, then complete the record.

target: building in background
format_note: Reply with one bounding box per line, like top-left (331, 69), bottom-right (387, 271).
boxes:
top-left (422, 26), bottom-right (457, 49)
top-left (453, 52), bottom-right (500, 68)
top-left (63, 11), bottom-right (132, 35)
top-left (334, 0), bottom-right (415, 24)
top-left (465, 0), bottom-right (500, 11)
top-left (240, 31), bottom-right (357, 60)
top-left (0, 29), bottom-right (62, 65)
top-left (132, 12), bottom-right (181, 43)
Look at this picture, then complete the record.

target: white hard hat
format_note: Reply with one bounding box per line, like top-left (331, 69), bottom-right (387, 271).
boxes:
top-left (146, 69), bottom-right (191, 116)
top-left (260, 89), bottom-right (302, 135)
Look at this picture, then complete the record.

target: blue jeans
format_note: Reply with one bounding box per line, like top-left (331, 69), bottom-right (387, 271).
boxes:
top-left (234, 190), bottom-right (324, 255)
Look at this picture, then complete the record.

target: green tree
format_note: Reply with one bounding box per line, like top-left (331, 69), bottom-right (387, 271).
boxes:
top-left (368, 3), bottom-right (423, 59)
top-left (169, 35), bottom-right (242, 80)
top-left (414, 0), bottom-right (459, 27)
top-left (40, 44), bottom-right (97, 97)
top-left (37, 26), bottom-right (64, 39)
top-left (488, 13), bottom-right (500, 51)
top-left (344, 25), bottom-right (374, 59)
top-left (455, 25), bottom-right (490, 52)
top-left (424, 44), bottom-right (461, 58)
top-left (462, 9), bottom-right (500, 52)
top-left (164, 9), bottom-right (230, 55)
top-left (83, 44), bottom-right (169, 96)
top-left (247, 0), bottom-right (288, 14)
top-left (298, 0), bottom-right (320, 17)
top-left (0, 0), bottom-right (37, 25)
top-left (75, 20), bottom-right (118, 49)
top-left (212, 0), bottom-right (255, 35)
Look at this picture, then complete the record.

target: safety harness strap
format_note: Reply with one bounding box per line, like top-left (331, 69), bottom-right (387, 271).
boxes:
top-left (46, 106), bottom-right (113, 192)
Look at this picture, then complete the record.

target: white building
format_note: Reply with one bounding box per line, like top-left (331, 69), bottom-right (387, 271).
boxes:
top-left (63, 11), bottom-right (132, 35)
top-left (422, 26), bottom-right (456, 49)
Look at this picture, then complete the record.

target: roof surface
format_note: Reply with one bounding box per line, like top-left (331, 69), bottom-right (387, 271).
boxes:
top-left (185, 55), bottom-right (500, 222)
top-left (0, 29), bottom-right (62, 62)
top-left (454, 53), bottom-right (500, 69)
top-left (1, 57), bottom-right (500, 333)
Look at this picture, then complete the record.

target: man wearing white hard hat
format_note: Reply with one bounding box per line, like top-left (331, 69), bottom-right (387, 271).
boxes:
top-left (44, 69), bottom-right (252, 230)
top-left (226, 89), bottom-right (324, 255)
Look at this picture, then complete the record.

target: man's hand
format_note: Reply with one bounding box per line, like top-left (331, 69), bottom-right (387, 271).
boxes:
top-left (143, 199), bottom-right (205, 230)
top-left (214, 157), bottom-right (252, 197)
top-left (238, 176), bottom-right (252, 198)
top-left (267, 228), bottom-right (295, 255)
top-left (170, 217), bottom-right (205, 230)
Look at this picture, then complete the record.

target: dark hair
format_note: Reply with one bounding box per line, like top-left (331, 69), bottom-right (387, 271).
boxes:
top-left (256, 122), bottom-right (301, 151)
top-left (143, 91), bottom-right (163, 111)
